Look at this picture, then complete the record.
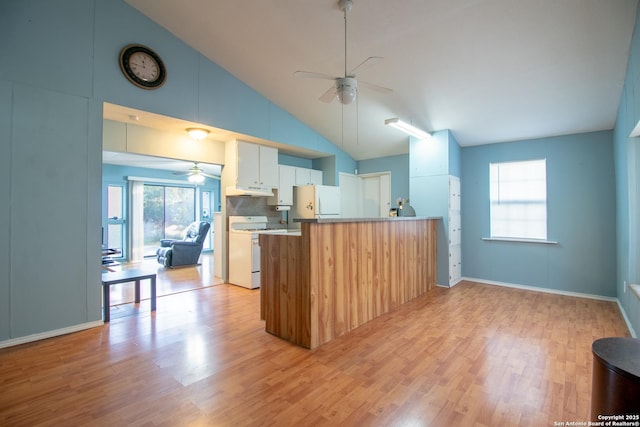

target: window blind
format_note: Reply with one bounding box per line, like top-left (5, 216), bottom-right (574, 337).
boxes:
top-left (490, 159), bottom-right (547, 240)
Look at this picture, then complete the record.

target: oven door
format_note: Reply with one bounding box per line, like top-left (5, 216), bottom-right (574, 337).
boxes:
top-left (251, 236), bottom-right (261, 289)
top-left (229, 231), bottom-right (260, 289)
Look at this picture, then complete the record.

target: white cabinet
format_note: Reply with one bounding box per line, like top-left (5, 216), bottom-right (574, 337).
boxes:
top-left (295, 168), bottom-right (310, 185)
top-left (259, 145), bottom-right (279, 188)
top-left (309, 169), bottom-right (323, 185)
top-left (270, 165), bottom-right (296, 205)
top-left (268, 165), bottom-right (323, 205)
top-left (295, 167), bottom-right (323, 185)
top-left (235, 141), bottom-right (278, 188)
top-left (448, 176), bottom-right (462, 286)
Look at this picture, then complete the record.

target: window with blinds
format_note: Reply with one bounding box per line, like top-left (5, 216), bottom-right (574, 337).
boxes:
top-left (490, 159), bottom-right (547, 240)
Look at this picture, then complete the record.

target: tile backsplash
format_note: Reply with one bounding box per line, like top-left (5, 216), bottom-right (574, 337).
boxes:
top-left (226, 196), bottom-right (288, 228)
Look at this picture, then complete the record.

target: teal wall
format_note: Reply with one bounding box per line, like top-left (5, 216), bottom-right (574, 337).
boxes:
top-left (278, 154), bottom-right (313, 169)
top-left (357, 154), bottom-right (410, 204)
top-left (0, 0), bottom-right (356, 342)
top-left (614, 4), bottom-right (640, 336)
top-left (461, 131), bottom-right (617, 297)
top-left (409, 130), bottom-right (461, 179)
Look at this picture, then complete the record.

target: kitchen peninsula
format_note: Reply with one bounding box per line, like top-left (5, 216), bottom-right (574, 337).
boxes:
top-left (259, 217), bottom-right (439, 349)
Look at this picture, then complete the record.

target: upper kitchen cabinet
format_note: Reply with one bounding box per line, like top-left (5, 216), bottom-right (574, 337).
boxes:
top-left (235, 140), bottom-right (279, 189)
top-left (269, 164), bottom-right (296, 205)
top-left (295, 167), bottom-right (323, 185)
top-left (310, 169), bottom-right (323, 185)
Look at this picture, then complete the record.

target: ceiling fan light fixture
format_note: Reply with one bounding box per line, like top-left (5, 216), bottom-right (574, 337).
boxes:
top-left (188, 173), bottom-right (205, 183)
top-left (385, 118), bottom-right (431, 140)
top-left (336, 77), bottom-right (357, 105)
top-left (186, 128), bottom-right (209, 140)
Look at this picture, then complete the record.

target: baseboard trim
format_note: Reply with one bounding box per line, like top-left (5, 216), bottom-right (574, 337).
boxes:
top-left (461, 277), bottom-right (617, 302)
top-left (436, 279), bottom-right (463, 289)
top-left (616, 299), bottom-right (638, 338)
top-left (0, 320), bottom-right (104, 349)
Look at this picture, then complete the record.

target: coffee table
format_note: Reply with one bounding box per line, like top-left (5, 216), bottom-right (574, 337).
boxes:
top-left (101, 269), bottom-right (157, 322)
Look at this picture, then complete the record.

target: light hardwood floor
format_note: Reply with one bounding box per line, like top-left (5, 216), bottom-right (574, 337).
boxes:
top-left (0, 272), bottom-right (630, 426)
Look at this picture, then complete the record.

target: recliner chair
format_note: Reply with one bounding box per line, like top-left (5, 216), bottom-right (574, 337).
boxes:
top-left (156, 221), bottom-right (211, 267)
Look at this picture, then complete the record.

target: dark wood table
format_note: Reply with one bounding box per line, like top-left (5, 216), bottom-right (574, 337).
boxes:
top-left (101, 269), bottom-right (157, 322)
top-left (591, 337), bottom-right (640, 419)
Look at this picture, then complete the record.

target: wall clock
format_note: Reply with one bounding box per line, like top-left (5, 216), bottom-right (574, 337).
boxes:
top-left (119, 44), bottom-right (166, 90)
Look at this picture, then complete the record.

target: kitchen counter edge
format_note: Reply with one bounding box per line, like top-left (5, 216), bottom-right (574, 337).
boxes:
top-left (293, 216), bottom-right (442, 224)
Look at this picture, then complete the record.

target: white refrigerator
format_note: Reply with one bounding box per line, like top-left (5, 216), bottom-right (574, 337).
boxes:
top-left (293, 185), bottom-right (341, 219)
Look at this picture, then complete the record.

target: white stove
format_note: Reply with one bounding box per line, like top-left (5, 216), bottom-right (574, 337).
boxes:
top-left (229, 215), bottom-right (269, 234)
top-left (228, 216), bottom-right (273, 289)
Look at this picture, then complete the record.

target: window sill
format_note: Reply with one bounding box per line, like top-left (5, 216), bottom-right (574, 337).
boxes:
top-left (482, 237), bottom-right (559, 245)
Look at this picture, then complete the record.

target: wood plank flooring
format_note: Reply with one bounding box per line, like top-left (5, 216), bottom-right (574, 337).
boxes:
top-left (106, 253), bottom-right (222, 317)
top-left (0, 278), bottom-right (630, 426)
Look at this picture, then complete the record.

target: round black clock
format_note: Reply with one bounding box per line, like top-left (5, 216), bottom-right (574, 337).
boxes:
top-left (119, 44), bottom-right (167, 90)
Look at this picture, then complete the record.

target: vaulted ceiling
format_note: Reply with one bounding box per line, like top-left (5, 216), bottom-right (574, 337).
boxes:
top-left (124, 0), bottom-right (638, 161)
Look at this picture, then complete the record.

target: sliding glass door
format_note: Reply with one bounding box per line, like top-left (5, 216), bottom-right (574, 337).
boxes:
top-left (143, 184), bottom-right (195, 256)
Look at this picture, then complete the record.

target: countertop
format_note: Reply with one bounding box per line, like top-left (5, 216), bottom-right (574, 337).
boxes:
top-left (293, 216), bottom-right (442, 223)
top-left (259, 229), bottom-right (302, 236)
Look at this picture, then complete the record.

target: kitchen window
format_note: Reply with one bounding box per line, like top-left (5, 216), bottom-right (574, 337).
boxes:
top-left (489, 159), bottom-right (548, 241)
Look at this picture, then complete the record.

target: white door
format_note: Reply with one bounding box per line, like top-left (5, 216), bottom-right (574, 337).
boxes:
top-left (362, 172), bottom-right (391, 217)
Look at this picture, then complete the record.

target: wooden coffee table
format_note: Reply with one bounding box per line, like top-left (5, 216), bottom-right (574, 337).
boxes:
top-left (101, 269), bottom-right (157, 322)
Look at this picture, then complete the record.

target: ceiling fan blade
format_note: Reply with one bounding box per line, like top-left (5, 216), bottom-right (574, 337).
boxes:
top-left (319, 85), bottom-right (338, 103)
top-left (359, 80), bottom-right (393, 94)
top-left (294, 70), bottom-right (337, 81)
top-left (173, 171), bottom-right (189, 176)
top-left (349, 56), bottom-right (383, 76)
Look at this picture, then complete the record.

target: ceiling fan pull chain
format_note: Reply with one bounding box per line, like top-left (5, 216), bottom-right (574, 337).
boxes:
top-left (341, 102), bottom-right (344, 148)
top-left (356, 95), bottom-right (359, 146)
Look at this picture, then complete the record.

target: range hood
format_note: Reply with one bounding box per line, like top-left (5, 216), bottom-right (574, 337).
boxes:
top-left (226, 185), bottom-right (274, 197)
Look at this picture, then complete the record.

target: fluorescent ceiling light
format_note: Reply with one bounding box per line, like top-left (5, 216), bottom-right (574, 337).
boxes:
top-left (385, 118), bottom-right (431, 140)
top-left (186, 128), bottom-right (209, 140)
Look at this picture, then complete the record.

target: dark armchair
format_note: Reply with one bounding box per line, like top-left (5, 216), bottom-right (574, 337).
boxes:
top-left (156, 221), bottom-right (211, 267)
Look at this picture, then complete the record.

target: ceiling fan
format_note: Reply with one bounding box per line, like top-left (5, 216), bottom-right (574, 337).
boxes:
top-left (173, 162), bottom-right (218, 184)
top-left (294, 0), bottom-right (392, 105)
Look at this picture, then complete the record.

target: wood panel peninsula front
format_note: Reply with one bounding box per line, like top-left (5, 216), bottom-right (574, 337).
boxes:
top-left (259, 217), bottom-right (439, 349)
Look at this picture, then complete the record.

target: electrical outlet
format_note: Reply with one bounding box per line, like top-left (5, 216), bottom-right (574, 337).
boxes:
top-left (624, 281), bottom-right (627, 293)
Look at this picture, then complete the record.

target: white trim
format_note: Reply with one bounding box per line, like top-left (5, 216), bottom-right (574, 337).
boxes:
top-left (0, 321), bottom-right (103, 349)
top-left (462, 276), bottom-right (617, 302)
top-left (616, 299), bottom-right (638, 338)
top-left (358, 171), bottom-right (392, 178)
top-left (127, 176), bottom-right (193, 185)
top-left (449, 277), bottom-right (463, 287)
top-left (482, 237), bottom-right (558, 245)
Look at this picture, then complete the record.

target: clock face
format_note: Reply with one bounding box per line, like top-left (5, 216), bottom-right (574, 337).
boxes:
top-left (119, 44), bottom-right (166, 89)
